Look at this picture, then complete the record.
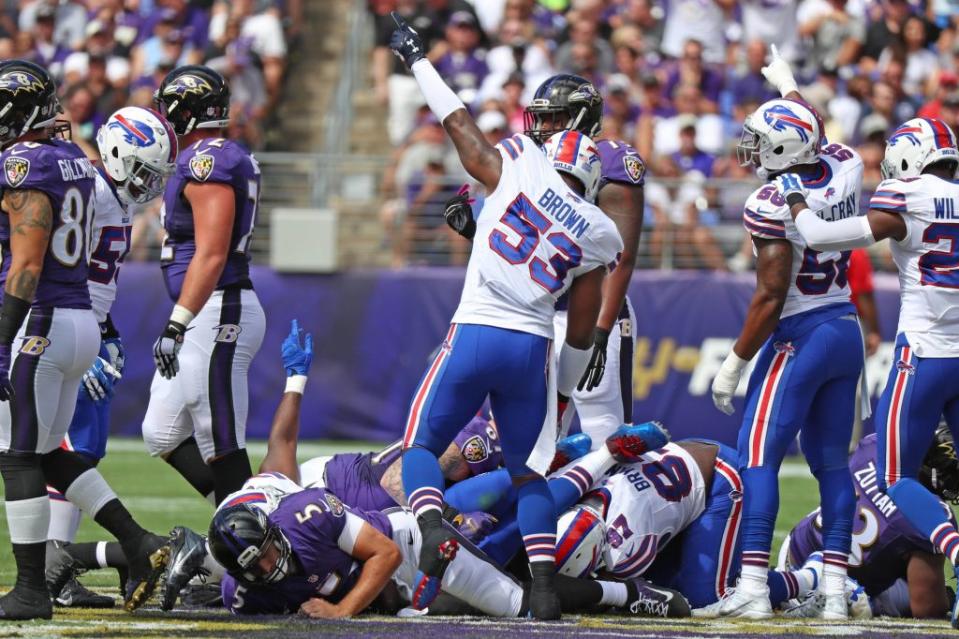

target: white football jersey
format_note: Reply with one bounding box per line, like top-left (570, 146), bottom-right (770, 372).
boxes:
top-left (743, 144), bottom-right (864, 319)
top-left (870, 174), bottom-right (959, 357)
top-left (88, 170), bottom-right (132, 322)
top-left (451, 134), bottom-right (623, 339)
top-left (583, 443), bottom-right (706, 579)
top-left (216, 472), bottom-right (303, 517)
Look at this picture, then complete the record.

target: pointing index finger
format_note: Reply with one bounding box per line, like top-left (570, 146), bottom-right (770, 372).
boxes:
top-left (391, 11), bottom-right (405, 28)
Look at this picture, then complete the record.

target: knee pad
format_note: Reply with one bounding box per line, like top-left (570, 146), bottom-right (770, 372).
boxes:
top-left (0, 452), bottom-right (46, 500)
top-left (40, 448), bottom-right (94, 494)
top-left (142, 420), bottom-right (190, 458)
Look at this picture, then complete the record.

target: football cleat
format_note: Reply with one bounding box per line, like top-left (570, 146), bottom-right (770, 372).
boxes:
top-left (411, 526), bottom-right (458, 610)
top-left (55, 577), bottom-right (114, 608)
top-left (622, 578), bottom-right (691, 618)
top-left (528, 581), bottom-right (561, 620)
top-left (123, 533), bottom-right (171, 612)
top-left (45, 540), bottom-right (80, 601)
top-left (0, 586), bottom-right (52, 620)
top-left (605, 422), bottom-right (670, 464)
top-left (548, 433), bottom-right (592, 474)
top-left (783, 591), bottom-right (846, 620)
top-left (180, 583), bottom-right (223, 608)
top-left (846, 577), bottom-right (871, 620)
top-left (692, 587), bottom-right (736, 618)
top-left (161, 526), bottom-right (210, 611)
top-left (713, 582), bottom-right (772, 619)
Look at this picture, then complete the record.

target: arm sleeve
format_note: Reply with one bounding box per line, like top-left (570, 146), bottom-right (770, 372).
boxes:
top-left (794, 209), bottom-right (875, 252)
top-left (336, 512), bottom-right (370, 555)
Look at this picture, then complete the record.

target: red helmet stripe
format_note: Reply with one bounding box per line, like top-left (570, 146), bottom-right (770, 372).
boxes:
top-left (556, 130), bottom-right (582, 166)
top-left (555, 510), bottom-right (599, 569)
top-left (113, 113), bottom-right (150, 143)
top-left (925, 118), bottom-right (954, 150)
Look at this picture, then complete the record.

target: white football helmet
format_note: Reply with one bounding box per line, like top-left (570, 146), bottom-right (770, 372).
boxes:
top-left (881, 117), bottom-right (959, 180)
top-left (737, 98), bottom-right (823, 174)
top-left (543, 129), bottom-right (602, 202)
top-left (555, 505), bottom-right (609, 578)
top-left (96, 106), bottom-right (178, 204)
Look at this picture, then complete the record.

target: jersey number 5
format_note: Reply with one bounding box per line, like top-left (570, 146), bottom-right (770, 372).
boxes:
top-left (489, 194), bottom-right (582, 293)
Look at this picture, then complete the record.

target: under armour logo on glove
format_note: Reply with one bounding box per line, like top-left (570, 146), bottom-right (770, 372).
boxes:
top-left (389, 11), bottom-right (426, 69)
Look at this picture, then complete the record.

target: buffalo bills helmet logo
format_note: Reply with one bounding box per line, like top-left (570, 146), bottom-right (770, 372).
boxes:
top-left (773, 341), bottom-right (796, 355)
top-left (107, 114), bottom-right (157, 148)
top-left (888, 125), bottom-right (922, 147)
top-left (0, 71), bottom-right (44, 96)
top-left (163, 74), bottom-right (213, 98)
top-left (897, 359), bottom-right (916, 375)
top-left (763, 105), bottom-right (814, 143)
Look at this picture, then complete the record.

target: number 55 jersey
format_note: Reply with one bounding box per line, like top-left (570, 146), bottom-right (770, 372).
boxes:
top-left (452, 134), bottom-right (623, 339)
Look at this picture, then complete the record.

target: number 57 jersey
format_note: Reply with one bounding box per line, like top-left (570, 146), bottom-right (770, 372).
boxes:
top-left (869, 174), bottom-right (959, 356)
top-left (743, 143), bottom-right (863, 320)
top-left (452, 134), bottom-right (623, 339)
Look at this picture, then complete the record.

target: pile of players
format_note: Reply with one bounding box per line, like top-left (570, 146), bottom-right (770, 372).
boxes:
top-left (3, 11), bottom-right (959, 627)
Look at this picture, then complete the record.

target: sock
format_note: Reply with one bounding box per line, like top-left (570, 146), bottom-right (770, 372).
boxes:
top-left (47, 488), bottom-right (82, 543)
top-left (66, 541), bottom-right (127, 570)
top-left (1, 453), bottom-right (50, 592)
top-left (93, 500), bottom-right (149, 559)
top-left (768, 567), bottom-right (817, 607)
top-left (550, 447), bottom-right (616, 505)
top-left (62, 468), bottom-right (117, 518)
top-left (814, 466), bottom-right (855, 563)
top-left (209, 448), bottom-right (253, 504)
top-left (598, 580), bottom-right (629, 607)
top-left (822, 555), bottom-right (848, 596)
top-left (888, 478), bottom-right (959, 566)
top-left (516, 477), bottom-right (556, 565)
top-left (402, 446), bottom-right (445, 517)
top-left (166, 436), bottom-right (215, 500)
top-left (739, 561), bottom-right (770, 593)
top-left (445, 468), bottom-right (515, 514)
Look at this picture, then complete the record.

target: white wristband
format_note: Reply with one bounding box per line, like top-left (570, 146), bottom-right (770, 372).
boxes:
top-left (778, 80), bottom-right (799, 98)
top-left (170, 304), bottom-right (195, 327)
top-left (285, 375), bottom-right (307, 394)
top-left (721, 350), bottom-right (749, 374)
top-left (411, 59), bottom-right (466, 124)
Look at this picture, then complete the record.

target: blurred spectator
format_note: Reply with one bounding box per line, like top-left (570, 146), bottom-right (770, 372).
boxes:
top-left (31, 4), bottom-right (69, 78)
top-left (859, 140), bottom-right (884, 183)
top-left (210, 0), bottom-right (286, 108)
top-left (726, 40), bottom-right (777, 108)
top-left (877, 15), bottom-right (937, 100)
top-left (660, 0), bottom-right (735, 64)
top-left (860, 0), bottom-right (913, 71)
top-left (479, 17), bottom-right (553, 105)
top-left (797, 0), bottom-right (865, 72)
top-left (435, 11), bottom-right (488, 103)
top-left (609, 0), bottom-right (664, 56)
top-left (650, 84), bottom-right (725, 157)
top-left (477, 109), bottom-right (509, 144)
top-left (663, 39), bottom-right (724, 113)
top-left (501, 72), bottom-right (526, 132)
top-left (740, 0), bottom-right (799, 62)
top-left (604, 74), bottom-right (641, 141)
top-left (555, 18), bottom-right (614, 77)
top-left (670, 117), bottom-right (716, 177)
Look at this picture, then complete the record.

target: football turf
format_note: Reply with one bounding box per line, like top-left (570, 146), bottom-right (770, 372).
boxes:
top-left (0, 439), bottom-right (953, 638)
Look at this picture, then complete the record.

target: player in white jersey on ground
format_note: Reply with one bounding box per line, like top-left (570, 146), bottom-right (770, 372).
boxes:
top-left (388, 13), bottom-right (622, 619)
top-left (709, 46), bottom-right (865, 619)
top-left (775, 115), bottom-right (959, 627)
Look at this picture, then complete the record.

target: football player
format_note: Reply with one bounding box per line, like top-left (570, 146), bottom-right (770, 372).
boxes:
top-left (779, 429), bottom-right (959, 619)
top-left (709, 46), bottom-right (865, 619)
top-left (143, 65), bottom-right (266, 505)
top-left (446, 73), bottom-right (645, 447)
top-left (45, 106), bottom-right (177, 609)
top-left (389, 14), bottom-right (622, 619)
top-left (774, 114), bottom-right (959, 627)
top-left (0, 61), bottom-right (169, 619)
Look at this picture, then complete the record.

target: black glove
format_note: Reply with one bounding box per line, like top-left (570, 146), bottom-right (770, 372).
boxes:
top-left (577, 327), bottom-right (610, 392)
top-left (389, 11), bottom-right (426, 69)
top-left (445, 193), bottom-right (476, 240)
top-left (153, 320), bottom-right (187, 380)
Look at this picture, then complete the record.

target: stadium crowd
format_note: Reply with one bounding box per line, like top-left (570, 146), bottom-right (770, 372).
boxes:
top-left (370, 0), bottom-right (959, 268)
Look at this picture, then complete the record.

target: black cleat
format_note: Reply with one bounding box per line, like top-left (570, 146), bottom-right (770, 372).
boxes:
top-left (621, 578), bottom-right (691, 618)
top-left (45, 541), bottom-right (79, 601)
top-left (55, 578), bottom-right (114, 608)
top-left (528, 582), bottom-right (561, 620)
top-left (161, 526), bottom-right (209, 612)
top-left (180, 583), bottom-right (223, 608)
top-left (410, 524), bottom-right (459, 610)
top-left (123, 533), bottom-right (171, 612)
top-left (0, 586), bottom-right (52, 620)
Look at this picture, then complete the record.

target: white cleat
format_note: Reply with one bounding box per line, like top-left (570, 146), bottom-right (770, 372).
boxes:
top-left (706, 585), bottom-right (773, 619)
top-left (783, 591), bottom-right (847, 620)
top-left (845, 577), bottom-right (872, 620)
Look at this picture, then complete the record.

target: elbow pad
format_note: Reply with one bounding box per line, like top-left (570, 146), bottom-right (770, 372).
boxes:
top-left (794, 209), bottom-right (875, 252)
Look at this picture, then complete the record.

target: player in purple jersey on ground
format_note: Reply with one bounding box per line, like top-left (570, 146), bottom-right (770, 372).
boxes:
top-left (0, 60), bottom-right (170, 620)
top-left (780, 430), bottom-right (959, 619)
top-left (143, 65), bottom-right (266, 506)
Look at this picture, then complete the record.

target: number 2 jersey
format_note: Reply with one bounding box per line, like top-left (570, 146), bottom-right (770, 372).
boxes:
top-left (869, 174), bottom-right (959, 357)
top-left (743, 143), bottom-right (863, 320)
top-left (160, 137), bottom-right (260, 301)
top-left (452, 134), bottom-right (623, 339)
top-left (0, 139), bottom-right (95, 308)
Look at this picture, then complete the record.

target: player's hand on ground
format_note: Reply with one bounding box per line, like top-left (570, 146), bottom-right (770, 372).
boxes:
top-left (452, 511), bottom-right (497, 543)
top-left (82, 357), bottom-right (122, 402)
top-left (761, 44), bottom-right (798, 97)
top-left (102, 336), bottom-right (125, 376)
top-left (389, 11), bottom-right (426, 69)
top-left (299, 597), bottom-right (348, 619)
top-left (711, 352), bottom-right (748, 416)
top-left (0, 342), bottom-right (13, 401)
top-left (282, 319), bottom-right (313, 376)
top-left (774, 173), bottom-right (808, 207)
top-left (444, 185), bottom-right (477, 240)
top-left (577, 327), bottom-right (609, 392)
top-left (153, 320), bottom-right (186, 379)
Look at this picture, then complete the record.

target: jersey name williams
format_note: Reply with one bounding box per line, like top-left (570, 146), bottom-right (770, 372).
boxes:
top-left (58, 157), bottom-right (97, 182)
top-left (537, 188), bottom-right (591, 239)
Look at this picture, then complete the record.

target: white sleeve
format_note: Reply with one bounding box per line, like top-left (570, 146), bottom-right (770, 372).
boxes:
top-left (794, 209), bottom-right (875, 252)
top-left (336, 512), bottom-right (369, 555)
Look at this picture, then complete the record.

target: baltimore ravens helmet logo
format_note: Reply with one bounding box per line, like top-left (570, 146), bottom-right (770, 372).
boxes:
top-left (4, 156), bottom-right (29, 188)
top-left (190, 153), bottom-right (215, 181)
top-left (0, 71), bottom-right (44, 96)
top-left (569, 82), bottom-right (601, 106)
top-left (623, 155), bottom-right (645, 184)
top-left (163, 74), bottom-right (213, 98)
top-left (888, 125), bottom-right (922, 147)
top-left (107, 114), bottom-right (156, 148)
top-left (763, 105), bottom-right (813, 143)
top-left (461, 435), bottom-right (489, 463)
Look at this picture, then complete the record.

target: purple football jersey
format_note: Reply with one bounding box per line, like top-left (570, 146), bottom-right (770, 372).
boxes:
top-left (0, 139), bottom-right (95, 308)
top-left (597, 139), bottom-right (646, 191)
top-left (323, 448), bottom-right (401, 512)
top-left (160, 137), bottom-right (260, 300)
top-left (788, 434), bottom-right (955, 595)
top-left (222, 488), bottom-right (393, 615)
top-left (453, 415), bottom-right (503, 475)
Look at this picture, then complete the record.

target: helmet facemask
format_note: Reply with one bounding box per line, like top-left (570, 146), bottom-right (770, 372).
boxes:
top-left (524, 105), bottom-right (576, 145)
top-left (235, 525), bottom-right (294, 585)
top-left (737, 123), bottom-right (762, 170)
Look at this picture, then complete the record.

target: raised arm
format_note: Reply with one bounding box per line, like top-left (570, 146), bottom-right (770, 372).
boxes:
top-left (389, 12), bottom-right (501, 191)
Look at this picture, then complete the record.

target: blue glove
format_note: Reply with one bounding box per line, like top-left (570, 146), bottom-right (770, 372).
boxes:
top-left (0, 342), bottom-right (12, 401)
top-left (389, 11), bottom-right (426, 69)
top-left (82, 357), bottom-right (121, 402)
top-left (773, 173), bottom-right (808, 207)
top-left (281, 319), bottom-right (313, 377)
top-left (102, 337), bottom-right (125, 376)
top-left (452, 511), bottom-right (498, 544)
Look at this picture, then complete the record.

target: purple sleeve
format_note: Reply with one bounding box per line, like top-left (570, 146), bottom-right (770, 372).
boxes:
top-left (183, 141), bottom-right (244, 185)
top-left (597, 140), bottom-right (646, 187)
top-left (1, 144), bottom-right (58, 191)
top-left (453, 416), bottom-right (503, 476)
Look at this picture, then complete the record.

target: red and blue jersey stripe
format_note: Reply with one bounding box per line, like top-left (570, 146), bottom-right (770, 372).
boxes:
top-left (743, 208), bottom-right (787, 239)
top-left (869, 189), bottom-right (907, 214)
